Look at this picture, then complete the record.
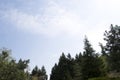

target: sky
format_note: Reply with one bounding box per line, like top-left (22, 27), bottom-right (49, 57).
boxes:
top-left (0, 0), bottom-right (120, 77)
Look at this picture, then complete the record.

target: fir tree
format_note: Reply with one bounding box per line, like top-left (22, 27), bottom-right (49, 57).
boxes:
top-left (81, 37), bottom-right (101, 80)
top-left (104, 24), bottom-right (120, 72)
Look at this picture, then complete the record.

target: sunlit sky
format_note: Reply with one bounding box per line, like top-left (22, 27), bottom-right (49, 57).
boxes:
top-left (0, 0), bottom-right (120, 77)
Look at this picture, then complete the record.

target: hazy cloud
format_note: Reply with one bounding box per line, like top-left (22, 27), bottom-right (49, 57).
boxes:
top-left (1, 0), bottom-right (120, 38)
top-left (0, 1), bottom-right (86, 37)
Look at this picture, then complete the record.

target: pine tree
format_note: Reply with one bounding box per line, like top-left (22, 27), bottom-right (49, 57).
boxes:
top-left (50, 53), bottom-right (74, 80)
top-left (66, 53), bottom-right (74, 79)
top-left (50, 64), bottom-right (59, 80)
top-left (57, 53), bottom-right (72, 80)
top-left (41, 66), bottom-right (48, 80)
top-left (0, 48), bottom-right (29, 80)
top-left (17, 58), bottom-right (29, 70)
top-left (104, 24), bottom-right (120, 72)
top-left (31, 65), bottom-right (48, 80)
top-left (99, 43), bottom-right (109, 75)
top-left (74, 53), bottom-right (83, 80)
top-left (81, 37), bottom-right (101, 80)
top-left (31, 66), bottom-right (39, 76)
top-left (73, 63), bottom-right (82, 80)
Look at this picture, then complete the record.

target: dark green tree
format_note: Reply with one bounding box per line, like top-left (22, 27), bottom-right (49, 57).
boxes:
top-left (99, 43), bottom-right (109, 75)
top-left (31, 66), bottom-right (39, 76)
top-left (17, 58), bottom-right (29, 70)
top-left (104, 24), bottom-right (120, 72)
top-left (66, 53), bottom-right (75, 79)
top-left (0, 48), bottom-right (29, 80)
top-left (50, 53), bottom-right (74, 80)
top-left (31, 65), bottom-right (48, 80)
top-left (73, 62), bottom-right (82, 80)
top-left (41, 66), bottom-right (46, 75)
top-left (57, 53), bottom-right (71, 80)
top-left (74, 53), bottom-right (83, 80)
top-left (50, 64), bottom-right (59, 80)
top-left (81, 37), bottom-right (102, 80)
top-left (41, 66), bottom-right (48, 80)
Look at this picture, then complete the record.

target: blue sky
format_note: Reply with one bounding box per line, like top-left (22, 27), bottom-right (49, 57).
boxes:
top-left (0, 0), bottom-right (120, 77)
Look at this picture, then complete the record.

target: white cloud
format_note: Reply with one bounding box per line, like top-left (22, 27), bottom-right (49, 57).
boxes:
top-left (1, 0), bottom-right (120, 41)
top-left (1, 1), bottom-right (85, 37)
top-left (95, 0), bottom-right (120, 10)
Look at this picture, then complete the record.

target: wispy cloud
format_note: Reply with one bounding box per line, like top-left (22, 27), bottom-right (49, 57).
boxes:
top-left (0, 1), bottom-right (85, 37)
top-left (1, 0), bottom-right (120, 38)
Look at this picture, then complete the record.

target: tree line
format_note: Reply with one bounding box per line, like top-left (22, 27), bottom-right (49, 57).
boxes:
top-left (0, 48), bottom-right (47, 80)
top-left (1, 24), bottom-right (120, 80)
top-left (50, 24), bottom-right (120, 80)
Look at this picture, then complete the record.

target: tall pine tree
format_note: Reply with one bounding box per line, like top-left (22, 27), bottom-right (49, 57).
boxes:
top-left (81, 37), bottom-right (102, 80)
top-left (104, 24), bottom-right (120, 72)
top-left (50, 53), bottom-right (74, 80)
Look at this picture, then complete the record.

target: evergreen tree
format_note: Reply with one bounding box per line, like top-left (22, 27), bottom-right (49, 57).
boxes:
top-left (73, 63), bottom-right (82, 80)
top-left (75, 53), bottom-right (82, 64)
top-left (81, 37), bottom-right (102, 80)
top-left (41, 66), bottom-right (46, 75)
top-left (17, 58), bottom-right (29, 70)
top-left (0, 48), bottom-right (29, 80)
top-left (74, 53), bottom-right (83, 80)
top-left (50, 64), bottom-right (59, 80)
top-left (41, 66), bottom-right (48, 80)
top-left (99, 43), bottom-right (109, 75)
top-left (66, 53), bottom-right (75, 79)
top-left (50, 53), bottom-right (74, 80)
top-left (31, 66), bottom-right (39, 76)
top-left (104, 24), bottom-right (120, 72)
top-left (31, 65), bottom-right (48, 80)
top-left (57, 53), bottom-right (71, 80)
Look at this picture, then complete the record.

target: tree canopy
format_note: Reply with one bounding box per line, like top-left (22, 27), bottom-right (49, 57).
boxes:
top-left (50, 24), bottom-right (120, 80)
top-left (0, 48), bottom-right (48, 80)
top-left (1, 24), bottom-right (120, 80)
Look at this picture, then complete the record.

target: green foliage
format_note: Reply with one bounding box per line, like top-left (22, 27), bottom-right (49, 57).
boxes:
top-left (50, 38), bottom-right (104, 80)
top-left (81, 37), bottom-right (103, 80)
top-left (104, 24), bottom-right (120, 72)
top-left (50, 64), bottom-right (59, 80)
top-left (0, 47), bottom-right (48, 80)
top-left (31, 65), bottom-right (48, 80)
top-left (57, 53), bottom-right (73, 80)
top-left (50, 53), bottom-right (74, 80)
top-left (2, 24), bottom-right (120, 80)
top-left (50, 52), bottom-right (102, 80)
top-left (0, 48), bottom-right (29, 80)
top-left (89, 77), bottom-right (120, 80)
top-left (73, 63), bottom-right (82, 80)
top-left (17, 58), bottom-right (29, 70)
